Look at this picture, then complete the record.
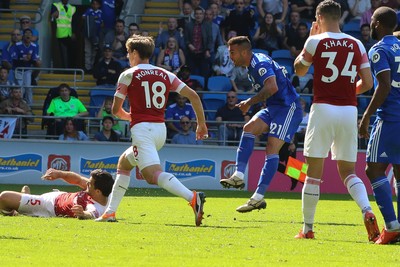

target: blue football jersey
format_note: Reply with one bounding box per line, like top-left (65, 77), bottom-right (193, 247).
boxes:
top-left (247, 53), bottom-right (299, 107)
top-left (368, 35), bottom-right (400, 121)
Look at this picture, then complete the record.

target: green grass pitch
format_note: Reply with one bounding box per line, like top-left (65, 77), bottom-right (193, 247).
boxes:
top-left (0, 185), bottom-right (399, 266)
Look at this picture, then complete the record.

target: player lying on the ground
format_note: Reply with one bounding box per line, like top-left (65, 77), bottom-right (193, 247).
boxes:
top-left (0, 168), bottom-right (114, 219)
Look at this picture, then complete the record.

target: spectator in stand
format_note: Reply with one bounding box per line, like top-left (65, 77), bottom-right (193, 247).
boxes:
top-left (0, 67), bottom-right (14, 102)
top-left (213, 30), bottom-right (237, 76)
top-left (178, 2), bottom-right (193, 32)
top-left (177, 65), bottom-right (204, 93)
top-left (290, 0), bottom-right (316, 22)
top-left (0, 87), bottom-right (33, 137)
top-left (94, 116), bottom-right (120, 142)
top-left (128, 23), bottom-right (140, 36)
top-left (155, 18), bottom-right (185, 51)
top-left (220, 0), bottom-right (235, 18)
top-left (230, 66), bottom-right (253, 92)
top-left (282, 11), bottom-right (301, 50)
top-left (50, 0), bottom-right (77, 68)
top-left (101, 0), bottom-right (116, 34)
top-left (96, 96), bottom-right (123, 135)
top-left (46, 83), bottom-right (89, 136)
top-left (104, 19), bottom-right (129, 68)
top-left (205, 8), bottom-right (224, 62)
top-left (156, 37), bottom-right (186, 75)
top-left (221, 0), bottom-right (255, 44)
top-left (216, 91), bottom-right (250, 146)
top-left (184, 7), bottom-right (213, 79)
top-left (165, 94), bottom-right (196, 139)
top-left (19, 16), bottom-right (39, 43)
top-left (190, 0), bottom-right (206, 19)
top-left (348, 0), bottom-right (371, 20)
top-left (1, 29), bottom-right (21, 75)
top-left (252, 12), bottom-right (283, 54)
top-left (256, 0), bottom-right (288, 25)
top-left (172, 116), bottom-right (204, 145)
top-left (209, 3), bottom-right (225, 25)
top-left (59, 117), bottom-right (89, 141)
top-left (93, 44), bottom-right (122, 87)
top-left (82, 0), bottom-right (103, 73)
top-left (12, 28), bottom-right (41, 106)
top-left (288, 22), bottom-right (309, 58)
top-left (334, 0), bottom-right (352, 28)
top-left (360, 23), bottom-right (377, 52)
top-left (360, 0), bottom-right (382, 26)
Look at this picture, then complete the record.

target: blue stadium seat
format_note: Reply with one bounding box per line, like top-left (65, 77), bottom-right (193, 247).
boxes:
top-left (202, 93), bottom-right (226, 120)
top-left (190, 75), bottom-right (205, 88)
top-left (207, 76), bottom-right (232, 92)
top-left (89, 88), bottom-right (115, 117)
top-left (271, 49), bottom-right (293, 60)
top-left (252, 48), bottom-right (269, 56)
top-left (343, 19), bottom-right (361, 32)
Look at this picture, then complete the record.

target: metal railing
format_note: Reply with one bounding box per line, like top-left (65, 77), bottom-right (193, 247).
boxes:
top-left (15, 67), bottom-right (85, 88)
top-left (0, 8), bottom-right (43, 28)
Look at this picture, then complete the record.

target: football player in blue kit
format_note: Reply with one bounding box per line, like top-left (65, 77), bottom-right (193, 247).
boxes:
top-left (359, 6), bottom-right (400, 244)
top-left (220, 36), bottom-right (303, 212)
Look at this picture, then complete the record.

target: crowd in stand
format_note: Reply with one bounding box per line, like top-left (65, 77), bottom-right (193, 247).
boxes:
top-left (0, 0), bottom-right (397, 145)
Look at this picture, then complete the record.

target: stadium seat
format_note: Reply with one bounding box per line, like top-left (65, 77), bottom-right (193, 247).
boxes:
top-left (252, 48), bottom-right (269, 56)
top-left (89, 88), bottom-right (115, 117)
top-left (237, 93), bottom-right (253, 102)
top-left (207, 76), bottom-right (232, 92)
top-left (271, 49), bottom-right (293, 60)
top-left (202, 93), bottom-right (226, 120)
top-left (190, 75), bottom-right (205, 88)
top-left (307, 65), bottom-right (314, 75)
top-left (343, 19), bottom-right (361, 32)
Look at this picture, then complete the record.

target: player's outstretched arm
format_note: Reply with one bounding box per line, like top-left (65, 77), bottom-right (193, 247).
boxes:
top-left (179, 86), bottom-right (208, 139)
top-left (42, 168), bottom-right (89, 189)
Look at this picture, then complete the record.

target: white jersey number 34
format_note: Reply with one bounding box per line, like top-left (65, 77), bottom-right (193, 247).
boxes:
top-left (321, 52), bottom-right (357, 83)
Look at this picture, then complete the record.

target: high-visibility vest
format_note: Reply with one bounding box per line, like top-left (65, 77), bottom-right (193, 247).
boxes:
top-left (54, 2), bottom-right (76, 38)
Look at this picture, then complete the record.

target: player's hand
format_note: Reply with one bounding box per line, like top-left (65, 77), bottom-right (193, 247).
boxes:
top-left (196, 122), bottom-right (208, 140)
top-left (358, 116), bottom-right (370, 139)
top-left (41, 168), bottom-right (60, 180)
top-left (71, 205), bottom-right (85, 218)
top-left (310, 22), bottom-right (320, 36)
top-left (236, 99), bottom-right (251, 114)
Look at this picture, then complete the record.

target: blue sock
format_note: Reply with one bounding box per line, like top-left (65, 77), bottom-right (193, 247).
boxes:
top-left (371, 176), bottom-right (396, 223)
top-left (255, 154), bottom-right (279, 195)
top-left (236, 132), bottom-right (255, 173)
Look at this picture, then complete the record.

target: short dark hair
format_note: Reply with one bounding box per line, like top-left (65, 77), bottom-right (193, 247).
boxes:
top-left (360, 23), bottom-right (370, 30)
top-left (373, 6), bottom-right (397, 30)
top-left (227, 36), bottom-right (252, 50)
top-left (316, 0), bottom-right (341, 21)
top-left (90, 169), bottom-right (115, 197)
top-left (115, 19), bottom-right (125, 26)
top-left (126, 35), bottom-right (155, 60)
top-left (298, 22), bottom-right (309, 29)
top-left (58, 83), bottom-right (71, 91)
top-left (102, 116), bottom-right (114, 124)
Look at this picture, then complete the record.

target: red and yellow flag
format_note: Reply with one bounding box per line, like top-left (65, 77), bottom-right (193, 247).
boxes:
top-left (284, 156), bottom-right (308, 183)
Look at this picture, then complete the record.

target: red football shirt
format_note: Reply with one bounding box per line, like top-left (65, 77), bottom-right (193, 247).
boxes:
top-left (54, 191), bottom-right (94, 217)
top-left (299, 32), bottom-right (370, 106)
top-left (115, 64), bottom-right (185, 127)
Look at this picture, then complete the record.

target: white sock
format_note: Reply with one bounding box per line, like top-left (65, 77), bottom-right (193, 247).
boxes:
top-left (105, 172), bottom-right (130, 214)
top-left (157, 172), bottom-right (193, 202)
top-left (344, 174), bottom-right (371, 214)
top-left (251, 192), bottom-right (264, 201)
top-left (302, 176), bottom-right (320, 232)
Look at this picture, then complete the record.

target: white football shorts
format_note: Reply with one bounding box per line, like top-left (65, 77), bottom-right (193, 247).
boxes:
top-left (303, 103), bottom-right (358, 162)
top-left (127, 122), bottom-right (166, 170)
top-left (18, 191), bottom-right (64, 217)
